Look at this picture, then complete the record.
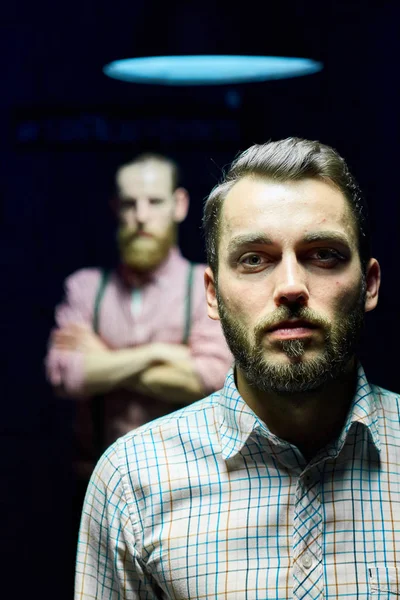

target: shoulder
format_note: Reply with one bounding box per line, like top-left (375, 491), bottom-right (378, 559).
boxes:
top-left (65, 267), bottom-right (105, 287)
top-left (186, 261), bottom-right (208, 293)
top-left (174, 257), bottom-right (207, 297)
top-left (177, 254), bottom-right (206, 277)
top-left (123, 393), bottom-right (218, 445)
top-left (372, 383), bottom-right (400, 432)
top-left (373, 383), bottom-right (400, 403)
top-left (372, 384), bottom-right (400, 410)
top-left (63, 267), bottom-right (114, 297)
top-left (59, 268), bottom-right (117, 313)
top-left (192, 261), bottom-right (207, 275)
top-left (112, 392), bottom-right (221, 477)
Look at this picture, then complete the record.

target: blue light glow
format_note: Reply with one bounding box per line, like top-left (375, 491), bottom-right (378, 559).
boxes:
top-left (103, 55), bottom-right (323, 86)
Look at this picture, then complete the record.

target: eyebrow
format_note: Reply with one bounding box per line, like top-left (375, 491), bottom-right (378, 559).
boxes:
top-left (301, 231), bottom-right (351, 246)
top-left (226, 233), bottom-right (274, 254)
top-left (226, 230), bottom-right (352, 254)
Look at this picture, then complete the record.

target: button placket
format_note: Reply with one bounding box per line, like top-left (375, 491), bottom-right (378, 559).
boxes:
top-left (301, 553), bottom-right (313, 569)
top-left (293, 474), bottom-right (323, 599)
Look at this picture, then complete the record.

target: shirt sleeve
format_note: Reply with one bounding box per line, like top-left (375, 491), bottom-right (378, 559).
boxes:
top-left (188, 266), bottom-right (233, 395)
top-left (75, 444), bottom-right (160, 599)
top-left (44, 269), bottom-right (100, 397)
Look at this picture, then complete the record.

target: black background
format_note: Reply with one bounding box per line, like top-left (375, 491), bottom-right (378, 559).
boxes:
top-left (1, 1), bottom-right (399, 598)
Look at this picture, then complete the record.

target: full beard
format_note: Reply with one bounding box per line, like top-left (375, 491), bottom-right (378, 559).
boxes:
top-left (117, 223), bottom-right (176, 272)
top-left (217, 281), bottom-right (366, 395)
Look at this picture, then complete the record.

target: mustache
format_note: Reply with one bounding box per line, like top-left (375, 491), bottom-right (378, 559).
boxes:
top-left (254, 305), bottom-right (331, 341)
top-left (118, 225), bottom-right (155, 244)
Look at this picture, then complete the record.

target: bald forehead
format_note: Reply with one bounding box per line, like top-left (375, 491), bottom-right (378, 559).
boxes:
top-left (223, 175), bottom-right (353, 216)
top-left (116, 160), bottom-right (174, 194)
top-left (220, 176), bottom-right (358, 245)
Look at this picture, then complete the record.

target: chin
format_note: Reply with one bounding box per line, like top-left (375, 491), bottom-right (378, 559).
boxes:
top-left (123, 257), bottom-right (162, 272)
top-left (122, 248), bottom-right (169, 272)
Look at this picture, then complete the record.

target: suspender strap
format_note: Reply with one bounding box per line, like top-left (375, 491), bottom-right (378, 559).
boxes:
top-left (182, 262), bottom-right (194, 345)
top-left (93, 269), bottom-right (110, 334)
top-left (91, 265), bottom-right (193, 457)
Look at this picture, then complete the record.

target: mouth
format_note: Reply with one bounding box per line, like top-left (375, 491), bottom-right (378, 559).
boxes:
top-left (125, 231), bottom-right (154, 242)
top-left (267, 320), bottom-right (318, 340)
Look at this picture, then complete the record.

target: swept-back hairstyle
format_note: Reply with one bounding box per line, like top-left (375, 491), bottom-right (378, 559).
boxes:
top-left (203, 138), bottom-right (370, 274)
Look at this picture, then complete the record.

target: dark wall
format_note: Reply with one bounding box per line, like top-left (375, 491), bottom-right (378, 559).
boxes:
top-left (1, 2), bottom-right (399, 598)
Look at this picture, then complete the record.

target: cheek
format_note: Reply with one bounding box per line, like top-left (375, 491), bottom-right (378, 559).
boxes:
top-left (219, 282), bottom-right (265, 325)
top-left (123, 213), bottom-right (137, 229)
top-left (319, 279), bottom-right (362, 315)
top-left (219, 266), bottom-right (274, 310)
top-left (153, 212), bottom-right (174, 231)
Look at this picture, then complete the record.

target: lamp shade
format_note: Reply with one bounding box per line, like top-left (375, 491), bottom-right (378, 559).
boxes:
top-left (103, 55), bottom-right (323, 86)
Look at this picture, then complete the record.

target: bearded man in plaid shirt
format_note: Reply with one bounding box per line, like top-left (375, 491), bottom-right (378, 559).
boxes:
top-left (75, 138), bottom-right (400, 600)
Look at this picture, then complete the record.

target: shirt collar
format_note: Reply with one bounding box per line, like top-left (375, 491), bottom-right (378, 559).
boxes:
top-left (217, 369), bottom-right (269, 460)
top-left (333, 362), bottom-right (381, 455)
top-left (217, 363), bottom-right (381, 461)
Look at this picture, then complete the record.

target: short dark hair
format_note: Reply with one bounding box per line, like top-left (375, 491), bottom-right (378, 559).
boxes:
top-left (116, 153), bottom-right (181, 192)
top-left (203, 137), bottom-right (370, 274)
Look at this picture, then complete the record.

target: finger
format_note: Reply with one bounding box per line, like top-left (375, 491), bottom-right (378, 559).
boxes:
top-left (54, 334), bottom-right (76, 345)
top-left (54, 342), bottom-right (76, 350)
top-left (58, 324), bottom-right (87, 336)
top-left (53, 330), bottom-right (68, 339)
top-left (69, 323), bottom-right (90, 333)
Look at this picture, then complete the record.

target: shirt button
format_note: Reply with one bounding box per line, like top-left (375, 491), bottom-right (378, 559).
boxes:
top-left (301, 553), bottom-right (313, 569)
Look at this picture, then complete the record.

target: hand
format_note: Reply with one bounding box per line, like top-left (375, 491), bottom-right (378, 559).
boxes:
top-left (150, 342), bottom-right (191, 364)
top-left (127, 363), bottom-right (204, 403)
top-left (52, 324), bottom-right (109, 353)
top-left (123, 343), bottom-right (194, 397)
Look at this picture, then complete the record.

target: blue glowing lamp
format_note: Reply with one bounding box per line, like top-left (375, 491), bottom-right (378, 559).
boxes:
top-left (103, 55), bottom-right (323, 86)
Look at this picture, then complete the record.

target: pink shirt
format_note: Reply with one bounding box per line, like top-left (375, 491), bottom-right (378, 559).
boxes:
top-left (45, 248), bottom-right (232, 455)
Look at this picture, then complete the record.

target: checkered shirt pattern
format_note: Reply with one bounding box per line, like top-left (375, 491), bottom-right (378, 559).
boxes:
top-left (75, 364), bottom-right (400, 599)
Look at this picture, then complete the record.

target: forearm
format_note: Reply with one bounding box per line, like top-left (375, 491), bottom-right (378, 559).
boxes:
top-left (126, 361), bottom-right (205, 404)
top-left (82, 346), bottom-right (162, 396)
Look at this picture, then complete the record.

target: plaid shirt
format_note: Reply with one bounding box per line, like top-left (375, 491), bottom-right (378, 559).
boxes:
top-left (75, 364), bottom-right (400, 599)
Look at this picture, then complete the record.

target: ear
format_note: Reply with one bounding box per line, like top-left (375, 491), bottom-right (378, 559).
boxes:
top-left (204, 267), bottom-right (220, 321)
top-left (364, 258), bottom-right (381, 313)
top-left (173, 187), bottom-right (189, 223)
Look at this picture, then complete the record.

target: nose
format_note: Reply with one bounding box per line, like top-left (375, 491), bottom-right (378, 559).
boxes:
top-left (273, 254), bottom-right (309, 307)
top-left (136, 199), bottom-right (151, 224)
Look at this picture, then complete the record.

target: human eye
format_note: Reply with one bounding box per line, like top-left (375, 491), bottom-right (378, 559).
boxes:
top-left (119, 198), bottom-right (136, 211)
top-left (238, 252), bottom-right (270, 271)
top-left (149, 197), bottom-right (164, 206)
top-left (308, 248), bottom-right (347, 267)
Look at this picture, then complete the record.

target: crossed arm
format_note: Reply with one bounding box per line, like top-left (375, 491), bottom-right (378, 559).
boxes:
top-left (50, 323), bottom-right (205, 403)
top-left (46, 269), bottom-right (232, 404)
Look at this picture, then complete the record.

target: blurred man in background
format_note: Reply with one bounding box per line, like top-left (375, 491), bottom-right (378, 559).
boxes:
top-left (45, 153), bottom-right (232, 482)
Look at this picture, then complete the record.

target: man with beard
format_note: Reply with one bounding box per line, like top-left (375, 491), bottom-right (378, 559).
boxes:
top-left (45, 153), bottom-right (232, 476)
top-left (75, 139), bottom-right (400, 600)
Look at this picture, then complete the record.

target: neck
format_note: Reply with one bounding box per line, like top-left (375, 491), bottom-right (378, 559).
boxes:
top-left (236, 359), bottom-right (358, 462)
top-left (118, 262), bottom-right (155, 287)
